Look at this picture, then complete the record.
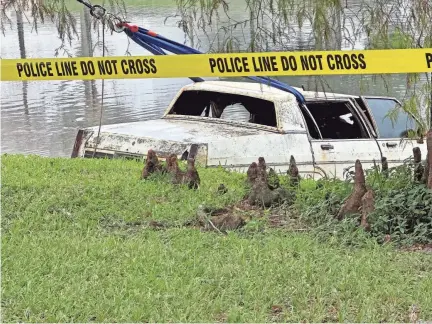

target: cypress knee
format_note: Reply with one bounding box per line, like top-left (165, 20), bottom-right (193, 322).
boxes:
top-left (360, 189), bottom-right (374, 231)
top-left (381, 156), bottom-right (388, 177)
top-left (336, 160), bottom-right (367, 220)
top-left (141, 149), bottom-right (163, 179)
top-left (247, 162), bottom-right (259, 185)
top-left (426, 130), bottom-right (432, 188)
top-left (413, 147), bottom-right (424, 183)
top-left (288, 155), bottom-right (300, 186)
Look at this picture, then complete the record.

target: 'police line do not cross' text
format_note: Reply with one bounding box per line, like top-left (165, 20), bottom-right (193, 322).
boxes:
top-left (208, 53), bottom-right (368, 74)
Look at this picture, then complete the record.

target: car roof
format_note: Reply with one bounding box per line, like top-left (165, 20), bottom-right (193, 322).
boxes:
top-left (180, 80), bottom-right (357, 101)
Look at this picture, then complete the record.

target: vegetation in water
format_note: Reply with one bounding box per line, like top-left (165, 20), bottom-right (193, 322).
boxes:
top-left (2, 154), bottom-right (432, 322)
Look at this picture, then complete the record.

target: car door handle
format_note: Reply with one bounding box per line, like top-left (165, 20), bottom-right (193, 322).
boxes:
top-left (321, 144), bottom-right (334, 150)
top-left (386, 142), bottom-right (398, 148)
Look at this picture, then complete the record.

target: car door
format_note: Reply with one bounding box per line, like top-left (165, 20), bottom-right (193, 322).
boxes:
top-left (304, 97), bottom-right (382, 179)
top-left (359, 96), bottom-right (427, 168)
top-left (205, 98), bottom-right (315, 174)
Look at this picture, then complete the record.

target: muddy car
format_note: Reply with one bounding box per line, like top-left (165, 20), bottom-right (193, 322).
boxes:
top-left (71, 80), bottom-right (426, 179)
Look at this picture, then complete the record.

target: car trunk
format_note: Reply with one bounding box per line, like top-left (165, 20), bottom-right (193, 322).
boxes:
top-left (72, 118), bottom-right (275, 164)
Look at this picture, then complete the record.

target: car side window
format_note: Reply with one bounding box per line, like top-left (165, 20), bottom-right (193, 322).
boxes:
top-left (303, 100), bottom-right (369, 140)
top-left (364, 98), bottom-right (416, 138)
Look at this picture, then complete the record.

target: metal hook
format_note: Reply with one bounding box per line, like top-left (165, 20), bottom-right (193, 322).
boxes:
top-left (110, 17), bottom-right (127, 33)
top-left (90, 4), bottom-right (106, 20)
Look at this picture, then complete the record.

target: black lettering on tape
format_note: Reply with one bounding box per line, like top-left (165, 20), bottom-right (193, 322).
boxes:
top-left (209, 58), bottom-right (217, 73)
top-left (243, 57), bottom-right (250, 72)
top-left (54, 62), bottom-right (61, 76)
top-left (222, 58), bottom-right (232, 73)
top-left (308, 56), bottom-right (317, 70)
top-left (65, 61), bottom-right (74, 75)
top-left (300, 55), bottom-right (322, 71)
top-left (270, 56), bottom-right (278, 71)
top-left (112, 60), bottom-right (119, 74)
top-left (16, 63), bottom-right (24, 77)
top-left (70, 61), bottom-right (79, 76)
top-left (230, 57), bottom-right (248, 72)
top-left (350, 54), bottom-right (359, 69)
top-left (300, 56), bottom-right (308, 70)
top-left (213, 58), bottom-right (229, 73)
top-left (149, 58), bottom-right (157, 73)
top-left (280, 55), bottom-right (298, 71)
top-left (317, 55), bottom-right (324, 70)
top-left (136, 59), bottom-right (145, 74)
top-left (225, 57), bottom-right (235, 72)
top-left (41, 62), bottom-right (53, 77)
top-left (143, 58), bottom-right (153, 74)
top-left (46, 62), bottom-right (54, 76)
top-left (252, 57), bottom-right (259, 72)
top-left (342, 54), bottom-right (352, 69)
top-left (143, 59), bottom-right (151, 74)
top-left (120, 59), bottom-right (129, 74)
top-left (329, 54), bottom-right (352, 70)
top-left (29, 62), bottom-right (37, 76)
top-left (234, 58), bottom-right (240, 72)
top-left (128, 60), bottom-right (137, 74)
top-left (16, 62), bottom-right (54, 78)
top-left (87, 62), bottom-right (95, 75)
top-left (352, 53), bottom-right (364, 69)
top-left (98, 60), bottom-right (118, 75)
top-left (327, 55), bottom-right (335, 70)
top-left (26, 63), bottom-right (34, 76)
top-left (81, 61), bottom-right (88, 75)
top-left (358, 53), bottom-right (366, 69)
top-left (327, 53), bottom-right (366, 70)
top-left (54, 61), bottom-right (79, 77)
top-left (335, 55), bottom-right (343, 69)
top-left (208, 57), bottom-right (249, 74)
top-left (29, 63), bottom-right (37, 77)
top-left (120, 58), bottom-right (157, 75)
top-left (426, 53), bottom-right (432, 69)
top-left (252, 56), bottom-right (279, 72)
top-left (40, 62), bottom-right (47, 76)
top-left (222, 58), bottom-right (235, 73)
top-left (103, 60), bottom-right (111, 75)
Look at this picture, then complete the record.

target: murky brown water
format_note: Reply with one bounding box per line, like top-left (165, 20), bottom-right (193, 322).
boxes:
top-left (0, 0), bottom-right (424, 157)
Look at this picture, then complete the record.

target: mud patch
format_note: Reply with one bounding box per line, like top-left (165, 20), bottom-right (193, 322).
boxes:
top-left (99, 216), bottom-right (144, 231)
top-left (267, 208), bottom-right (306, 231)
top-left (194, 204), bottom-right (249, 233)
top-left (98, 215), bottom-right (170, 235)
top-left (400, 244), bottom-right (432, 254)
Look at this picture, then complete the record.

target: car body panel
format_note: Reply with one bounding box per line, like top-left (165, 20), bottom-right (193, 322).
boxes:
top-left (71, 80), bottom-right (425, 180)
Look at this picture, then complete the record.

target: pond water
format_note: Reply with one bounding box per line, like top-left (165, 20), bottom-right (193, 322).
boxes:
top-left (0, 0), bottom-right (424, 157)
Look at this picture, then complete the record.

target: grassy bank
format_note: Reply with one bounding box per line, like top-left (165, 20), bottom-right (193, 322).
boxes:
top-left (2, 154), bottom-right (432, 322)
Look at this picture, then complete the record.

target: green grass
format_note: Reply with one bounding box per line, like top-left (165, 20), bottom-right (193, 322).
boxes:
top-left (2, 154), bottom-right (432, 322)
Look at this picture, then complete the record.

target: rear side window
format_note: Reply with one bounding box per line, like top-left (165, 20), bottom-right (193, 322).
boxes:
top-left (168, 90), bottom-right (278, 128)
top-left (365, 98), bottom-right (416, 138)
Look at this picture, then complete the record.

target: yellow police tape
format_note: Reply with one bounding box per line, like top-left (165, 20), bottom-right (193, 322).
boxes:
top-left (0, 48), bottom-right (431, 81)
